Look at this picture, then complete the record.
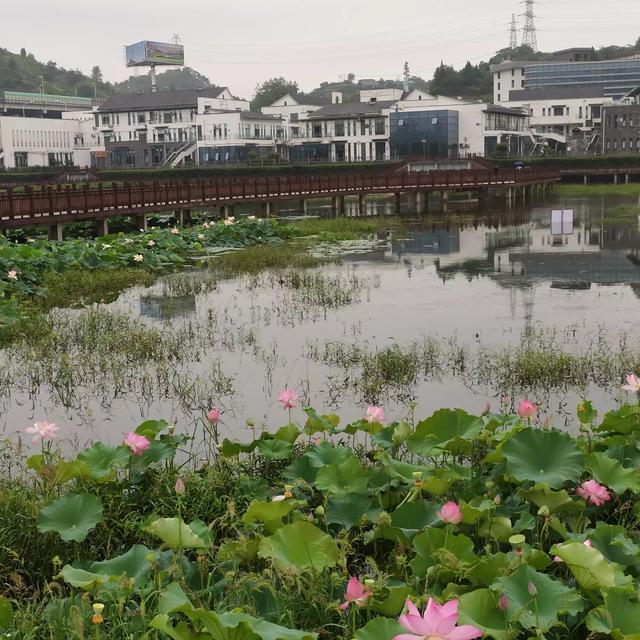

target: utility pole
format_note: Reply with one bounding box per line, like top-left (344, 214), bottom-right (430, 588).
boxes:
top-left (521, 0), bottom-right (538, 52)
top-left (509, 13), bottom-right (518, 49)
top-left (38, 75), bottom-right (44, 94)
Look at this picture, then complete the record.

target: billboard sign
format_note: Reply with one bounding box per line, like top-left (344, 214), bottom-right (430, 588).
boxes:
top-left (126, 41), bottom-right (184, 67)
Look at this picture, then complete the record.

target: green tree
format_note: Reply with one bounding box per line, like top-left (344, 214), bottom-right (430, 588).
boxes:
top-left (20, 48), bottom-right (26, 57)
top-left (251, 77), bottom-right (300, 111)
top-left (91, 66), bottom-right (103, 83)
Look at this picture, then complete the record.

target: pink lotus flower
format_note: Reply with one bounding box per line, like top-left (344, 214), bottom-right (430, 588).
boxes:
top-left (577, 479), bottom-right (611, 506)
top-left (175, 477), bottom-right (185, 495)
top-left (207, 407), bottom-right (221, 422)
top-left (518, 399), bottom-right (537, 419)
top-left (394, 598), bottom-right (482, 640)
top-left (437, 501), bottom-right (463, 524)
top-left (554, 539), bottom-right (592, 563)
top-left (7, 270), bottom-right (18, 281)
top-left (25, 420), bottom-right (59, 444)
top-left (622, 373), bottom-right (640, 393)
top-left (365, 405), bottom-right (385, 424)
top-left (498, 594), bottom-right (509, 612)
top-left (124, 432), bottom-right (150, 456)
top-left (339, 576), bottom-right (372, 610)
top-left (278, 388), bottom-right (299, 409)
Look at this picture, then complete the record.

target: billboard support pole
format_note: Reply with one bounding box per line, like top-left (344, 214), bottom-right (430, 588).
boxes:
top-left (150, 63), bottom-right (157, 93)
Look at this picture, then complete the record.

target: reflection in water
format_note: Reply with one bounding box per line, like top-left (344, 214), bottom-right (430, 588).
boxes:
top-left (2, 194), bottom-right (640, 447)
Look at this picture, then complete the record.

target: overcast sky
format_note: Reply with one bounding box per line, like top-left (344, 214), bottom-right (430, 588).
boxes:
top-left (4, 0), bottom-right (640, 98)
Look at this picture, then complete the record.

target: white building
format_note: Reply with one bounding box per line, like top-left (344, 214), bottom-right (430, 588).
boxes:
top-left (260, 93), bottom-right (322, 142)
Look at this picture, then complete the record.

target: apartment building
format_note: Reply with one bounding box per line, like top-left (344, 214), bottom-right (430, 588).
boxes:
top-left (602, 88), bottom-right (640, 155)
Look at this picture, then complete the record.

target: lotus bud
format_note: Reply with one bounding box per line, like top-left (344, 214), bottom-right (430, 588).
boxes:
top-left (246, 418), bottom-right (256, 427)
top-left (314, 505), bottom-right (325, 517)
top-left (167, 424), bottom-right (175, 435)
top-left (494, 494), bottom-right (502, 505)
top-left (175, 477), bottom-right (185, 496)
top-left (307, 512), bottom-right (314, 522)
top-left (485, 480), bottom-right (495, 489)
top-left (537, 505), bottom-right (550, 517)
top-left (364, 578), bottom-right (375, 587)
top-left (527, 581), bottom-right (538, 597)
top-left (377, 511), bottom-right (392, 527)
top-left (498, 594), bottom-right (509, 612)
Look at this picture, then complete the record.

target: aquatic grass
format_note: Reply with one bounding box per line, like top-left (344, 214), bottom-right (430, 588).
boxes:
top-left (284, 216), bottom-right (405, 241)
top-left (555, 183), bottom-right (640, 197)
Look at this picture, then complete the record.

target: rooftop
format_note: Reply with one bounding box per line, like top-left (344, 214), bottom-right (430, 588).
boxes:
top-left (99, 87), bottom-right (231, 112)
top-left (308, 100), bottom-right (397, 118)
top-left (507, 86), bottom-right (606, 101)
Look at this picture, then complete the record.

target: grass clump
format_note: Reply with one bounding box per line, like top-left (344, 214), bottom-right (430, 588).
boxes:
top-left (284, 216), bottom-right (405, 241)
top-left (555, 183), bottom-right (640, 197)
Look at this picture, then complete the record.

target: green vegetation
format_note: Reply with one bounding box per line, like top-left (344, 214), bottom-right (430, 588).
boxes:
top-left (555, 184), bottom-right (640, 197)
top-left (113, 67), bottom-right (213, 94)
top-left (0, 47), bottom-right (111, 98)
top-left (0, 218), bottom-right (295, 338)
top-left (286, 216), bottom-right (404, 241)
top-left (2, 394), bottom-right (640, 638)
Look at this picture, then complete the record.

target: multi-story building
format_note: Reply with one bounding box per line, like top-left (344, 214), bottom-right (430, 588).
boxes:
top-left (602, 89), bottom-right (640, 155)
top-left (260, 93), bottom-right (322, 143)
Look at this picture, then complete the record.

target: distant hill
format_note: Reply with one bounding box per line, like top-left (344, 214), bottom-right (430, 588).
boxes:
top-left (0, 47), bottom-right (112, 98)
top-left (113, 67), bottom-right (213, 93)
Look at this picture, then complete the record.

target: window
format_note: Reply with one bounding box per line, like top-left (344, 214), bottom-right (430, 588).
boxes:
top-left (511, 69), bottom-right (515, 76)
top-left (498, 72), bottom-right (501, 79)
top-left (622, 139), bottom-right (627, 150)
top-left (14, 152), bottom-right (28, 168)
top-left (101, 115), bottom-right (111, 126)
top-left (578, 106), bottom-right (583, 119)
top-left (552, 106), bottom-right (565, 117)
top-left (521, 79), bottom-right (525, 87)
top-left (431, 117), bottom-right (439, 125)
top-left (498, 82), bottom-right (501, 90)
top-left (137, 114), bottom-right (146, 124)
top-left (497, 94), bottom-right (501, 102)
top-left (335, 121), bottom-right (345, 136)
top-left (374, 119), bottom-right (385, 135)
top-left (511, 80), bottom-right (515, 88)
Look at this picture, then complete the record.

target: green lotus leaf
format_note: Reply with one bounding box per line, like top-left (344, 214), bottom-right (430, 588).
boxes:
top-left (135, 419), bottom-right (169, 439)
top-left (37, 493), bottom-right (104, 542)
top-left (588, 523), bottom-right (640, 571)
top-left (90, 544), bottom-right (152, 587)
top-left (355, 617), bottom-right (405, 640)
top-left (595, 405), bottom-right (640, 435)
top-left (390, 500), bottom-right (439, 537)
top-left (313, 458), bottom-right (371, 496)
top-left (258, 521), bottom-right (339, 572)
top-left (78, 443), bottom-right (131, 479)
top-left (139, 441), bottom-right (175, 466)
top-left (585, 451), bottom-right (640, 493)
top-left (304, 443), bottom-right (353, 468)
top-left (273, 423), bottom-right (301, 444)
top-left (256, 439), bottom-right (293, 461)
top-left (550, 541), bottom-right (631, 590)
top-left (586, 588), bottom-right (640, 638)
top-left (303, 408), bottom-right (339, 435)
top-left (151, 607), bottom-right (318, 640)
top-left (57, 566), bottom-right (111, 590)
top-left (145, 517), bottom-right (209, 550)
top-left (501, 428), bottom-right (583, 488)
top-left (458, 589), bottom-right (509, 640)
top-left (216, 538), bottom-right (261, 564)
top-left (408, 409), bottom-right (483, 456)
top-left (411, 528), bottom-right (477, 577)
top-left (370, 580), bottom-right (410, 617)
top-left (158, 582), bottom-right (194, 615)
top-left (325, 493), bottom-right (371, 530)
top-left (491, 564), bottom-right (583, 632)
top-left (243, 500), bottom-right (295, 533)
top-left (520, 483), bottom-right (582, 514)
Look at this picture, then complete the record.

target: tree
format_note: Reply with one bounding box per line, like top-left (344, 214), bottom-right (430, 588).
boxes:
top-left (20, 48), bottom-right (26, 57)
top-left (91, 66), bottom-right (103, 83)
top-left (251, 77), bottom-right (300, 111)
top-left (347, 72), bottom-right (356, 83)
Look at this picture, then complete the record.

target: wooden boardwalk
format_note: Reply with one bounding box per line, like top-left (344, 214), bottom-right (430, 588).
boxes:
top-left (0, 169), bottom-right (559, 237)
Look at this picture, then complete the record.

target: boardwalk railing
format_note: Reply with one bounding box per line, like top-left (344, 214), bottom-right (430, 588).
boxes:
top-left (0, 169), bottom-right (559, 229)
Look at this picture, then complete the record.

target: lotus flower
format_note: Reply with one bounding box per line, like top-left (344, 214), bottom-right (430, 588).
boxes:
top-left (577, 479), bottom-right (611, 506)
top-left (175, 477), bottom-right (185, 495)
top-left (133, 254), bottom-right (144, 262)
top-left (124, 432), bottom-right (150, 456)
top-left (394, 598), bottom-right (482, 640)
top-left (278, 388), bottom-right (299, 409)
top-left (518, 399), bottom-right (537, 419)
top-left (622, 373), bottom-right (640, 393)
top-left (437, 501), bottom-right (463, 524)
top-left (365, 405), bottom-right (385, 424)
top-left (148, 240), bottom-right (155, 247)
top-left (339, 576), bottom-right (372, 610)
top-left (207, 407), bottom-right (221, 422)
top-left (25, 420), bottom-right (59, 444)
top-left (170, 227), bottom-right (180, 235)
top-left (7, 270), bottom-right (17, 280)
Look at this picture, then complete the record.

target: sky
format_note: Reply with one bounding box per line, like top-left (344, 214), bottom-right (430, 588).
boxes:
top-left (4, 0), bottom-right (640, 98)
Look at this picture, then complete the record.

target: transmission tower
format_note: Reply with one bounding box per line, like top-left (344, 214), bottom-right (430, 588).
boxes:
top-left (172, 33), bottom-right (182, 45)
top-left (509, 13), bottom-right (518, 49)
top-left (521, 0), bottom-right (538, 51)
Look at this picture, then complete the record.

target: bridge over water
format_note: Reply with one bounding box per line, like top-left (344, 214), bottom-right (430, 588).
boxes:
top-left (0, 169), bottom-right (559, 240)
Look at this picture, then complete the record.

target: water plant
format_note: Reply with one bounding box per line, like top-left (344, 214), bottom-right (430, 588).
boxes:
top-left (0, 385), bottom-right (639, 638)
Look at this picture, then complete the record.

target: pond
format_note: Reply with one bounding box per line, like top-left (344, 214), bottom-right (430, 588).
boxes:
top-left (3, 192), bottom-right (640, 448)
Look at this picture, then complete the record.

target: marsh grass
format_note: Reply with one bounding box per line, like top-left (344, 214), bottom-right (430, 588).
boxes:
top-left (284, 216), bottom-right (405, 240)
top-left (555, 183), bottom-right (640, 197)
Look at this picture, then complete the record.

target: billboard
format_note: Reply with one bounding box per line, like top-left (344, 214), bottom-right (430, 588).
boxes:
top-left (126, 41), bottom-right (184, 67)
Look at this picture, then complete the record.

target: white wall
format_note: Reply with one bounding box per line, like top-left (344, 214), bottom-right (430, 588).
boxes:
top-left (197, 95), bottom-right (249, 113)
top-left (493, 65), bottom-right (525, 103)
top-left (0, 116), bottom-right (82, 169)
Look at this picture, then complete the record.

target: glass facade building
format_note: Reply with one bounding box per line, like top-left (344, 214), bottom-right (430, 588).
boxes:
top-left (389, 110), bottom-right (459, 158)
top-left (525, 58), bottom-right (640, 99)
